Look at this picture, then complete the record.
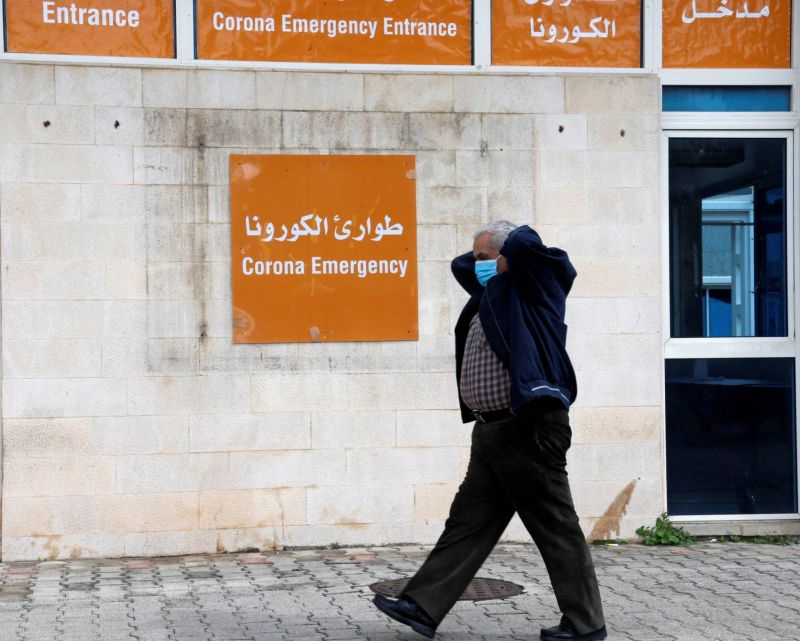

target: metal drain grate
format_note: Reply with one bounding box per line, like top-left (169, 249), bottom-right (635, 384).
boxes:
top-left (369, 577), bottom-right (523, 601)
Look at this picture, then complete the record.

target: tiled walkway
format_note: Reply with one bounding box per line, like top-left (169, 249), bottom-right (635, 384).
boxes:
top-left (1, 542), bottom-right (798, 641)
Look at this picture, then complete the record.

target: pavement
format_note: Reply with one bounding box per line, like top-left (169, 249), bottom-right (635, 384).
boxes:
top-left (1, 542), bottom-right (799, 641)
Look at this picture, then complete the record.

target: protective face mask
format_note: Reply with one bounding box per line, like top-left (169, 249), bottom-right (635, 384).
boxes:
top-left (475, 259), bottom-right (498, 286)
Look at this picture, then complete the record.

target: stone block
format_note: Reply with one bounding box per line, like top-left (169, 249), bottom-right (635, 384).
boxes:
top-left (187, 70), bottom-right (256, 109)
top-left (587, 187), bottom-right (659, 225)
top-left (414, 483), bottom-right (459, 522)
top-left (208, 186), bottom-right (230, 223)
top-left (187, 110), bottom-right (281, 148)
top-left (488, 186), bottom-right (534, 221)
top-left (3, 455), bottom-right (116, 497)
top-left (94, 106), bottom-right (144, 146)
top-left (557, 223), bottom-right (659, 262)
top-left (147, 223), bottom-right (195, 262)
top-left (537, 149), bottom-right (587, 188)
top-left (565, 76), bottom-right (660, 115)
top-left (577, 333), bottom-right (662, 372)
top-left (146, 262), bottom-right (195, 300)
top-left (418, 224), bottom-right (458, 261)
top-left (346, 447), bottom-right (461, 484)
top-left (147, 300), bottom-right (198, 338)
top-left (567, 296), bottom-right (661, 335)
top-left (574, 369), bottom-right (662, 408)
top-left (534, 187), bottom-right (588, 225)
top-left (456, 150), bottom-right (535, 187)
top-left (417, 261), bottom-right (457, 300)
top-left (3, 418), bottom-right (91, 458)
top-left (0, 143), bottom-right (133, 183)
top-left (1, 222), bottom-right (145, 262)
top-left (133, 147), bottom-right (191, 185)
top-left (92, 415), bottom-right (189, 455)
top-left (127, 375), bottom-right (250, 415)
top-left (198, 488), bottom-right (306, 528)
top-left (1, 300), bottom-right (104, 338)
top-left (281, 111), bottom-right (408, 149)
top-left (1, 182), bottom-right (81, 222)
top-left (416, 186), bottom-right (487, 225)
top-left (348, 372), bottom-right (457, 410)
top-left (229, 450), bottom-right (346, 488)
top-left (3, 378), bottom-right (127, 418)
top-left (115, 453), bottom-right (229, 493)
top-left (587, 150), bottom-right (658, 188)
top-left (257, 71), bottom-right (364, 111)
top-left (2, 532), bottom-right (126, 561)
top-left (193, 223), bottom-right (229, 262)
top-left (481, 114), bottom-right (536, 150)
top-left (146, 338), bottom-right (199, 375)
top-left (570, 406), bottom-right (662, 445)
top-left (307, 485), bottom-right (414, 525)
top-left (588, 114), bottom-right (659, 151)
top-left (454, 75), bottom-right (564, 113)
top-left (190, 412), bottom-right (311, 452)
top-left (96, 493), bottom-right (200, 532)
top-left (2, 496), bottom-right (97, 537)
top-left (143, 69), bottom-right (188, 108)
top-left (123, 530), bottom-right (217, 557)
top-left (568, 441), bottom-right (662, 481)
top-left (80, 184), bottom-right (146, 222)
top-left (101, 338), bottom-right (148, 377)
top-left (311, 411), bottom-right (395, 449)
top-left (365, 74), bottom-right (452, 112)
top-left (145, 185), bottom-right (208, 223)
top-left (105, 300), bottom-right (147, 338)
top-left (396, 411), bottom-right (468, 447)
top-left (568, 260), bottom-right (659, 298)
top-left (143, 108), bottom-right (188, 147)
top-left (55, 66), bottom-right (142, 106)
top-left (0, 104), bottom-right (94, 144)
top-left (414, 151), bottom-right (456, 186)
top-left (3, 338), bottom-right (102, 378)
top-left (251, 374), bottom-right (348, 412)
top-left (215, 526), bottom-right (282, 552)
top-left (407, 113), bottom-right (481, 150)
top-left (283, 523), bottom-right (383, 547)
top-left (0, 63), bottom-right (54, 104)
top-left (105, 261), bottom-right (147, 299)
top-left (416, 335), bottom-right (455, 372)
top-left (533, 114), bottom-right (588, 150)
top-left (418, 297), bottom-right (451, 336)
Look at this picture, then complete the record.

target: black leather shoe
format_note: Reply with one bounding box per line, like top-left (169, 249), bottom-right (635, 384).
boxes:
top-left (540, 622), bottom-right (607, 640)
top-left (372, 594), bottom-right (437, 638)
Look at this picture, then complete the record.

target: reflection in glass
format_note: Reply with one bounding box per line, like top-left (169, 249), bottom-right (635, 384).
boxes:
top-left (669, 138), bottom-right (787, 337)
top-left (666, 358), bottom-right (796, 516)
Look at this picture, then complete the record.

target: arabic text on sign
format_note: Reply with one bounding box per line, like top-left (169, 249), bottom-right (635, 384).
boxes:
top-left (681, 0), bottom-right (770, 23)
top-left (531, 16), bottom-right (616, 42)
top-left (245, 214), bottom-right (405, 243)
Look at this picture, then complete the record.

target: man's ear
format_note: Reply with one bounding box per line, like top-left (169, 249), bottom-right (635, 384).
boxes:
top-left (497, 255), bottom-right (509, 273)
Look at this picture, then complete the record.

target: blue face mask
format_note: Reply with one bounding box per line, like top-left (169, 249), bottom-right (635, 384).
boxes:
top-left (475, 259), bottom-right (498, 286)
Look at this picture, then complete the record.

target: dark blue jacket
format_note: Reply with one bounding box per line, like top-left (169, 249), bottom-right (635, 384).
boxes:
top-left (452, 225), bottom-right (578, 423)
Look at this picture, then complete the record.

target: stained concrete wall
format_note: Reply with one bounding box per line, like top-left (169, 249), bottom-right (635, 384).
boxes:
top-left (0, 63), bottom-right (662, 561)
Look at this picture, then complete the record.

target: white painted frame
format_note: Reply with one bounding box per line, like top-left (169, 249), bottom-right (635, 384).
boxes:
top-left (0, 0), bottom-right (659, 74)
top-left (660, 128), bottom-right (800, 522)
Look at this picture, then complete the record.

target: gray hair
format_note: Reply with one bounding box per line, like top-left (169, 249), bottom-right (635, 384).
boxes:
top-left (473, 220), bottom-right (518, 250)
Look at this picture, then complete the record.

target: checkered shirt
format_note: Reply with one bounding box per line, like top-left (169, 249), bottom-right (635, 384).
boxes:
top-left (459, 314), bottom-right (512, 412)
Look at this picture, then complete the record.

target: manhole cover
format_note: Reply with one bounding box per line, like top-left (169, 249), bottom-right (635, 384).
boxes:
top-left (369, 577), bottom-right (523, 601)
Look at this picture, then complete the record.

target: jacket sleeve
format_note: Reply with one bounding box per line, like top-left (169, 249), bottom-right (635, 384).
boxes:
top-left (499, 225), bottom-right (577, 306)
top-left (451, 251), bottom-right (482, 296)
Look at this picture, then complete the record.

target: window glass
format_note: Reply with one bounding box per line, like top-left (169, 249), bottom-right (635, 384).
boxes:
top-left (663, 86), bottom-right (791, 112)
top-left (666, 358), bottom-right (797, 516)
top-left (669, 138), bottom-right (787, 337)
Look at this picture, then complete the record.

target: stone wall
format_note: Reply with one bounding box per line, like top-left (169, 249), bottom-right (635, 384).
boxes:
top-left (0, 63), bottom-right (662, 560)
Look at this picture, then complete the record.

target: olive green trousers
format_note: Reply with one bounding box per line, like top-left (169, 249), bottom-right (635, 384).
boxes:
top-left (401, 408), bottom-right (605, 635)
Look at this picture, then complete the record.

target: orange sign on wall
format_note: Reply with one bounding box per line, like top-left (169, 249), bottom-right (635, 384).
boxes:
top-left (196, 0), bottom-right (471, 65)
top-left (492, 0), bottom-right (641, 67)
top-left (4, 0), bottom-right (175, 57)
top-left (231, 155), bottom-right (418, 344)
top-left (663, 0), bottom-right (791, 68)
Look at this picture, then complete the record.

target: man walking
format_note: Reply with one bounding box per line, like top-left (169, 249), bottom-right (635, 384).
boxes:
top-left (373, 221), bottom-right (606, 640)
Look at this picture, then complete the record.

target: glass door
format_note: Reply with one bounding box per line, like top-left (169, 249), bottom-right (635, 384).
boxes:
top-left (665, 132), bottom-right (798, 518)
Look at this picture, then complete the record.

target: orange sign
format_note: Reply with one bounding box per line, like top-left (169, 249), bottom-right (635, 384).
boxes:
top-left (663, 0), bottom-right (791, 68)
top-left (231, 155), bottom-right (418, 344)
top-left (196, 0), bottom-right (471, 64)
top-left (4, 0), bottom-right (175, 57)
top-left (492, 0), bottom-right (641, 67)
